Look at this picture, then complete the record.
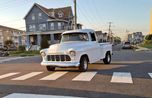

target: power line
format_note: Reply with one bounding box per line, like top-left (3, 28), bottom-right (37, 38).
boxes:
top-left (88, 0), bottom-right (102, 29)
top-left (77, 5), bottom-right (96, 29)
top-left (76, 1), bottom-right (98, 29)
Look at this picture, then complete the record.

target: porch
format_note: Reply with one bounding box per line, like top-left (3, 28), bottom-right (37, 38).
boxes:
top-left (26, 31), bottom-right (63, 51)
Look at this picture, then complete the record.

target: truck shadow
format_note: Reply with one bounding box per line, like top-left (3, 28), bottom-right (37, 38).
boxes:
top-left (91, 61), bottom-right (152, 79)
top-left (54, 61), bottom-right (152, 79)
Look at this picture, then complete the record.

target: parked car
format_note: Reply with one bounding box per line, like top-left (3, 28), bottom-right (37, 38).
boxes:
top-left (40, 29), bottom-right (112, 72)
top-left (0, 45), bottom-right (8, 51)
top-left (122, 42), bottom-right (132, 49)
top-left (0, 51), bottom-right (9, 57)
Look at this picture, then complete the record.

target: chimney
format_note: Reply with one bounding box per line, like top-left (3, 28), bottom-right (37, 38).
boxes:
top-left (51, 9), bottom-right (55, 17)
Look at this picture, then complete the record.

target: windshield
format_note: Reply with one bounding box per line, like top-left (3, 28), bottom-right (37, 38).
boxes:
top-left (61, 32), bottom-right (89, 42)
top-left (124, 42), bottom-right (130, 44)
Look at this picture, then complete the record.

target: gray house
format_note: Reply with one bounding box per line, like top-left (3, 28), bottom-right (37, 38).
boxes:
top-left (24, 3), bottom-right (81, 50)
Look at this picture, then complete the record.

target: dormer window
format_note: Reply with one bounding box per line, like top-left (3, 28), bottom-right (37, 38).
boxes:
top-left (49, 11), bottom-right (55, 17)
top-left (58, 11), bottom-right (64, 18)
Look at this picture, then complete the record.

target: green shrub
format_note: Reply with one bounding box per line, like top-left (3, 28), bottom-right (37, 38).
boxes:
top-left (145, 34), bottom-right (152, 40)
top-left (144, 40), bottom-right (152, 44)
top-left (9, 50), bottom-right (40, 56)
top-left (41, 37), bottom-right (49, 49)
top-left (18, 45), bottom-right (26, 51)
top-left (4, 40), bottom-right (14, 47)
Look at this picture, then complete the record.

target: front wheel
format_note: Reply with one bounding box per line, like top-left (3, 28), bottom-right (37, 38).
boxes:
top-left (46, 66), bottom-right (55, 71)
top-left (79, 56), bottom-right (88, 72)
top-left (103, 52), bottom-right (111, 64)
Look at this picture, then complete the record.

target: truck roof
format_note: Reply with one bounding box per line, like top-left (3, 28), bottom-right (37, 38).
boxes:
top-left (62, 29), bottom-right (95, 35)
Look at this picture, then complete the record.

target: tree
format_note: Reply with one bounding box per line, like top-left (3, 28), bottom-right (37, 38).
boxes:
top-left (114, 36), bottom-right (121, 44)
top-left (145, 34), bottom-right (152, 40)
top-left (4, 40), bottom-right (14, 47)
top-left (40, 37), bottom-right (49, 49)
top-left (144, 34), bottom-right (152, 44)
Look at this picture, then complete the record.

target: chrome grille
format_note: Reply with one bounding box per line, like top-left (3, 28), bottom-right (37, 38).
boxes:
top-left (47, 55), bottom-right (71, 61)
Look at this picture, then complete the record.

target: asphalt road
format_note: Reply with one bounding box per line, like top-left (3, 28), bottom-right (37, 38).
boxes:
top-left (0, 45), bottom-right (152, 98)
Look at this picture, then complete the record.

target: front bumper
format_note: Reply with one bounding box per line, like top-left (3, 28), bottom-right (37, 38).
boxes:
top-left (41, 61), bottom-right (80, 67)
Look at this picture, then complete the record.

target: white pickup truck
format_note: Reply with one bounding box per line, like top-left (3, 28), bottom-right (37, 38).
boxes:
top-left (40, 29), bottom-right (112, 71)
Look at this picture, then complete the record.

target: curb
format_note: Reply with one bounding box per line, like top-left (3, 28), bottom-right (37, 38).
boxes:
top-left (0, 57), bottom-right (25, 64)
top-left (135, 46), bottom-right (152, 51)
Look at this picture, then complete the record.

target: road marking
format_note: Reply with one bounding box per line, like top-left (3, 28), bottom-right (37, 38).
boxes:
top-left (111, 72), bottom-right (133, 83)
top-left (3, 93), bottom-right (82, 98)
top-left (40, 72), bottom-right (68, 80)
top-left (0, 72), bottom-right (19, 79)
top-left (148, 73), bottom-right (152, 78)
top-left (12, 72), bottom-right (43, 80)
top-left (72, 72), bottom-right (97, 81)
top-left (0, 72), bottom-right (20, 79)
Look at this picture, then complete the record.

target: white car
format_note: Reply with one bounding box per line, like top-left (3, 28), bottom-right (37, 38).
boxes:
top-left (122, 42), bottom-right (132, 49)
top-left (40, 29), bottom-right (112, 71)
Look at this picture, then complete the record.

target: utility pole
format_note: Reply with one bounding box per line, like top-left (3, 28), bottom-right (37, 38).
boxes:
top-left (126, 29), bottom-right (129, 41)
top-left (108, 22), bottom-right (112, 43)
top-left (150, 9), bottom-right (152, 34)
top-left (74, 0), bottom-right (77, 30)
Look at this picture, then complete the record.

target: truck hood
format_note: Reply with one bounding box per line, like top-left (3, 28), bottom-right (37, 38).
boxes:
top-left (48, 41), bottom-right (91, 53)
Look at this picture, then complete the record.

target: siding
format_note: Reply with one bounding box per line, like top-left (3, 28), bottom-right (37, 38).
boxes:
top-left (25, 5), bottom-right (50, 32)
top-left (25, 5), bottom-right (73, 33)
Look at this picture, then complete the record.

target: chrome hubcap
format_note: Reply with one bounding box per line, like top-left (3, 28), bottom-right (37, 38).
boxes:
top-left (107, 55), bottom-right (110, 62)
top-left (84, 59), bottom-right (88, 69)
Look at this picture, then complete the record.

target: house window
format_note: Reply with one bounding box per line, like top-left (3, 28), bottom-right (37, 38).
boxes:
top-left (38, 13), bottom-right (42, 19)
top-left (58, 11), bottom-right (64, 18)
top-left (50, 11), bottom-right (55, 17)
top-left (50, 23), bottom-right (54, 30)
top-left (29, 25), bottom-right (36, 32)
top-left (58, 22), bottom-right (62, 30)
top-left (32, 14), bottom-right (35, 20)
top-left (39, 24), bottom-right (46, 31)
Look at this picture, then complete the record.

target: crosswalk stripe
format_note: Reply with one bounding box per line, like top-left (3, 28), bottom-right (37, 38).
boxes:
top-left (12, 72), bottom-right (43, 80)
top-left (0, 72), bottom-right (20, 79)
top-left (72, 72), bottom-right (97, 81)
top-left (110, 72), bottom-right (133, 83)
top-left (40, 72), bottom-right (68, 80)
top-left (3, 93), bottom-right (82, 98)
top-left (148, 73), bottom-right (152, 78)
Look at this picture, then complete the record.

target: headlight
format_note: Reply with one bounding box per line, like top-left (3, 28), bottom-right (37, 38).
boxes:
top-left (69, 51), bottom-right (76, 56)
top-left (41, 51), bottom-right (46, 57)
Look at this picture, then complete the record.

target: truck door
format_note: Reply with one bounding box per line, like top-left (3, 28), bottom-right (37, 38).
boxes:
top-left (95, 32), bottom-right (105, 59)
top-left (89, 32), bottom-right (101, 62)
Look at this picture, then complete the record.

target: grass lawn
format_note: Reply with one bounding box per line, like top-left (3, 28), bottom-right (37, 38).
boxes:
top-left (9, 51), bottom-right (40, 57)
top-left (140, 44), bottom-right (152, 49)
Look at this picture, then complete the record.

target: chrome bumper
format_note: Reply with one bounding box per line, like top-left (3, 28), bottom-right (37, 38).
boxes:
top-left (41, 61), bottom-right (80, 67)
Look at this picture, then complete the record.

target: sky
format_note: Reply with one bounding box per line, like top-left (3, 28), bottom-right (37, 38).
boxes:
top-left (0, 0), bottom-right (152, 40)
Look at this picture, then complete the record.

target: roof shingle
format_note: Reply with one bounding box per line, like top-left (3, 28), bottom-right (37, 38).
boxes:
top-left (25, 3), bottom-right (73, 20)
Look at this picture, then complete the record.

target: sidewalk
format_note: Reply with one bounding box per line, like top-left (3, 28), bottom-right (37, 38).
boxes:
top-left (135, 46), bottom-right (151, 51)
top-left (0, 57), bottom-right (24, 64)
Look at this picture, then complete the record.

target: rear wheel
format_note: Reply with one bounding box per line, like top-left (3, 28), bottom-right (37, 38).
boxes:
top-left (46, 66), bottom-right (55, 71)
top-left (103, 52), bottom-right (111, 64)
top-left (79, 56), bottom-right (88, 72)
